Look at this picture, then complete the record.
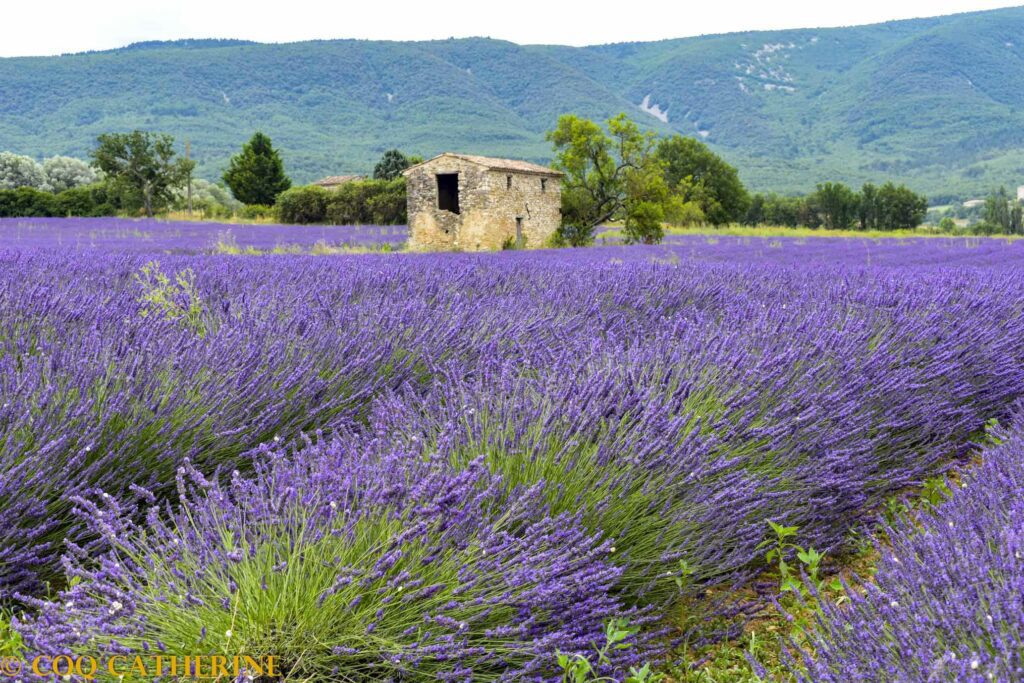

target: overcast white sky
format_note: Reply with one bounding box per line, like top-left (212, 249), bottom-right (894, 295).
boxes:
top-left (1, 0), bottom-right (1019, 57)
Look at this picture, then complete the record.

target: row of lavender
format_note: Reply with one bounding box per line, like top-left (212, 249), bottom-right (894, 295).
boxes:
top-left (2, 239), bottom-right (1024, 678)
top-left (790, 404), bottom-right (1024, 682)
top-left (0, 217), bottom-right (408, 251)
top-left (5, 216), bottom-right (1024, 265)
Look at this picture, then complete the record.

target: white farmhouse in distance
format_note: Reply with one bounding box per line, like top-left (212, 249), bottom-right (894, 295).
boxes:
top-left (1018, 185), bottom-right (1024, 202)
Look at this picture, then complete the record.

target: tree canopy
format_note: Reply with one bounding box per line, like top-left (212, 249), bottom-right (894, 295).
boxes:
top-left (811, 182), bottom-right (860, 230)
top-left (42, 156), bottom-right (99, 193)
top-left (547, 113), bottom-right (669, 245)
top-left (0, 152), bottom-right (46, 190)
top-left (92, 131), bottom-right (193, 217)
top-left (745, 181), bottom-right (928, 231)
top-left (656, 136), bottom-right (749, 225)
top-left (222, 132), bottom-right (291, 206)
top-left (980, 186), bottom-right (1024, 234)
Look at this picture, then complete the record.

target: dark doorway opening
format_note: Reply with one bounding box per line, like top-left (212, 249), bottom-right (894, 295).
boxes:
top-left (515, 217), bottom-right (524, 248)
top-left (437, 174), bottom-right (460, 214)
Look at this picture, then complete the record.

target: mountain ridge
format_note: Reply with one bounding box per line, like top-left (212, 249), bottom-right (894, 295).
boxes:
top-left (4, 7), bottom-right (1024, 200)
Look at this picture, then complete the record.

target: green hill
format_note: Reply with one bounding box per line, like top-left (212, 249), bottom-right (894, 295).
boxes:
top-left (4, 8), bottom-right (1024, 200)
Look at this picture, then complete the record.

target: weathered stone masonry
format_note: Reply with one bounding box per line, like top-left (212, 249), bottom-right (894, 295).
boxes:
top-left (403, 153), bottom-right (562, 251)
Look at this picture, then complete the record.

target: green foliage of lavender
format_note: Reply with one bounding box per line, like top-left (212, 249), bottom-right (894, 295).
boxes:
top-left (18, 442), bottom-right (649, 680)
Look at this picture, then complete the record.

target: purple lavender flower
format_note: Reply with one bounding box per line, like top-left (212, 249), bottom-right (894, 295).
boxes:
top-left (790, 405), bottom-right (1024, 682)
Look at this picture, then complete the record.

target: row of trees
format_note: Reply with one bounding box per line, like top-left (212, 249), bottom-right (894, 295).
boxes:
top-left (0, 119), bottom-right (941, 234)
top-left (974, 186), bottom-right (1024, 235)
top-left (0, 185), bottom-right (120, 218)
top-left (744, 182), bottom-right (928, 231)
top-left (0, 134), bottom-right (204, 218)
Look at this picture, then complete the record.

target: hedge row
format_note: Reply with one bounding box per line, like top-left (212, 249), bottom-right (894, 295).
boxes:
top-left (276, 178), bottom-right (406, 225)
top-left (0, 185), bottom-right (117, 218)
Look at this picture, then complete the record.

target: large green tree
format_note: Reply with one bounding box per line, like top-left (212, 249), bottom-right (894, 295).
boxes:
top-left (980, 186), bottom-right (1024, 234)
top-left (92, 131), bottom-right (193, 217)
top-left (876, 182), bottom-right (928, 230)
top-left (810, 182), bottom-right (859, 230)
top-left (222, 132), bottom-right (292, 206)
top-left (655, 136), bottom-right (749, 225)
top-left (857, 183), bottom-right (879, 230)
top-left (547, 113), bottom-right (666, 246)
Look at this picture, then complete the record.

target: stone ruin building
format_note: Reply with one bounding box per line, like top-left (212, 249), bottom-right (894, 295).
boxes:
top-left (403, 153), bottom-right (562, 251)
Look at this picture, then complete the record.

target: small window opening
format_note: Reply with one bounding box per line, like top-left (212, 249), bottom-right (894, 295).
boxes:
top-left (437, 174), bottom-right (460, 214)
top-left (507, 175), bottom-right (513, 190)
top-left (541, 178), bottom-right (547, 192)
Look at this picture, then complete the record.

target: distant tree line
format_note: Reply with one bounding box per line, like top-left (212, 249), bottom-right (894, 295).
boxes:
top-left (744, 181), bottom-right (929, 231)
top-left (0, 119), bottom-right (993, 238)
top-left (0, 133), bottom-right (216, 218)
top-left (0, 152), bottom-right (113, 217)
top-left (974, 186), bottom-right (1024, 235)
top-left (0, 132), bottom-right (414, 224)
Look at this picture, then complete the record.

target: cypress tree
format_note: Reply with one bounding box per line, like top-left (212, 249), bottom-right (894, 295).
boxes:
top-left (222, 132), bottom-right (291, 205)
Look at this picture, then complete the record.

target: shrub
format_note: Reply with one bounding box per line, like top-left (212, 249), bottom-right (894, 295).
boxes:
top-left (664, 195), bottom-right (705, 227)
top-left (171, 179), bottom-right (241, 218)
top-left (0, 187), bottom-right (57, 217)
top-left (19, 439), bottom-right (651, 681)
top-left (53, 184), bottom-right (116, 217)
top-left (788, 407), bottom-right (1024, 682)
top-left (551, 222), bottom-right (594, 247)
top-left (972, 220), bottom-right (1003, 236)
top-left (0, 152), bottom-right (45, 190)
top-left (238, 203), bottom-right (276, 220)
top-left (276, 185), bottom-right (329, 224)
top-left (324, 178), bottom-right (406, 225)
top-left (0, 184), bottom-right (116, 217)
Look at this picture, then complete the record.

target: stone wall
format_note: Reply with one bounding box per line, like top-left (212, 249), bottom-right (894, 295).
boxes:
top-left (406, 156), bottom-right (561, 251)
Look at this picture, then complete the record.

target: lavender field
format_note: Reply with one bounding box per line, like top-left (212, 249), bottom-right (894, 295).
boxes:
top-left (2, 226), bottom-right (1023, 681)
top-left (0, 217), bottom-right (408, 252)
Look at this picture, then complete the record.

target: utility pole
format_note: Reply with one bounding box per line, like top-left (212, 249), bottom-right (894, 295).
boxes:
top-left (185, 140), bottom-right (193, 216)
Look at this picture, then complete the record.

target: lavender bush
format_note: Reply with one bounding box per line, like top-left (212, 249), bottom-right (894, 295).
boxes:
top-left (19, 437), bottom-right (650, 681)
top-left (787, 407), bottom-right (1024, 681)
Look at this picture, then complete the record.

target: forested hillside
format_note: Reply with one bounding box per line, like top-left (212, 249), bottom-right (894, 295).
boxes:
top-left (4, 7), bottom-right (1024, 199)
